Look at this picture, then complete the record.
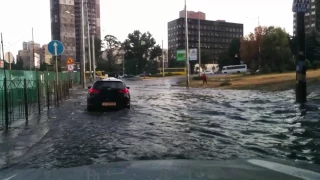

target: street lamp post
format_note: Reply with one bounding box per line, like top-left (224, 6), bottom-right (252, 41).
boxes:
top-left (81, 0), bottom-right (86, 88)
top-left (198, 12), bottom-right (201, 75)
top-left (86, 1), bottom-right (92, 82)
top-left (184, 0), bottom-right (189, 88)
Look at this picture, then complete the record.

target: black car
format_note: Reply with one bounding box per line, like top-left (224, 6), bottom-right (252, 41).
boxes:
top-left (87, 78), bottom-right (131, 111)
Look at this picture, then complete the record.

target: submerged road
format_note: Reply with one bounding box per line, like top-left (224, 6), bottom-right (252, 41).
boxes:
top-left (0, 77), bottom-right (319, 169)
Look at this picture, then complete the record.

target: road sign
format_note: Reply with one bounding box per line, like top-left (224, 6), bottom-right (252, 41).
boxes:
top-left (292, 0), bottom-right (311, 13)
top-left (66, 57), bottom-right (75, 64)
top-left (67, 64), bottom-right (74, 72)
top-left (48, 40), bottom-right (65, 56)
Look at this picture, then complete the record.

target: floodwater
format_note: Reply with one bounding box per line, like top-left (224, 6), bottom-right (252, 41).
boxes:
top-left (0, 77), bottom-right (319, 169)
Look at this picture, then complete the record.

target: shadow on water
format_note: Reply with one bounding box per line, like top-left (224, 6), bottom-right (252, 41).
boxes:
top-left (1, 78), bottom-right (319, 170)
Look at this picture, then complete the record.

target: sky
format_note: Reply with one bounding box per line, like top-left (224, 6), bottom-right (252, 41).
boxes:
top-left (0, 0), bottom-right (293, 59)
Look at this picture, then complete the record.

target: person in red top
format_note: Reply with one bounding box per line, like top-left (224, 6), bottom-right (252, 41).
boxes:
top-left (201, 73), bottom-right (207, 87)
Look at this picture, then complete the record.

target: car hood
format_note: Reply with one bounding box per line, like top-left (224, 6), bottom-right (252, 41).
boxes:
top-left (0, 158), bottom-right (320, 180)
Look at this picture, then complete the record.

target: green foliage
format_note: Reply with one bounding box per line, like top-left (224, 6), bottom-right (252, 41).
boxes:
top-left (312, 60), bottom-right (320, 69)
top-left (306, 59), bottom-right (311, 70)
top-left (219, 80), bottom-right (232, 86)
top-left (192, 76), bottom-right (202, 80)
top-left (260, 65), bottom-right (271, 74)
top-left (122, 30), bottom-right (162, 74)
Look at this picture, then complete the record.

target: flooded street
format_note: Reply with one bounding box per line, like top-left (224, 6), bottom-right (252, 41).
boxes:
top-left (1, 77), bottom-right (319, 169)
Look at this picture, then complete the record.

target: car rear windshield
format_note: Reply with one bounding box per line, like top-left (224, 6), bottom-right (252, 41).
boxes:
top-left (93, 81), bottom-right (125, 90)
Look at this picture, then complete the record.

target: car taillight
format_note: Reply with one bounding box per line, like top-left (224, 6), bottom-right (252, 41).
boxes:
top-left (119, 88), bottom-right (129, 94)
top-left (89, 88), bottom-right (100, 94)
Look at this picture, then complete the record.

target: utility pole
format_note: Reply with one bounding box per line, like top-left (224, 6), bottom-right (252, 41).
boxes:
top-left (31, 28), bottom-right (35, 71)
top-left (81, 0), bottom-right (86, 88)
top-left (292, 0), bottom-right (309, 103)
top-left (92, 35), bottom-right (96, 80)
top-left (86, 1), bottom-right (92, 82)
top-left (184, 0), bottom-right (189, 88)
top-left (162, 40), bottom-right (164, 77)
top-left (1, 33), bottom-right (9, 131)
top-left (198, 12), bottom-right (201, 75)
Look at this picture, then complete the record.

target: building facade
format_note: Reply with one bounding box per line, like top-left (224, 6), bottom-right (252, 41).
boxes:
top-left (50, 0), bottom-right (100, 68)
top-left (18, 41), bottom-right (44, 69)
top-left (293, 0), bottom-right (319, 35)
top-left (50, 0), bottom-right (76, 68)
top-left (168, 11), bottom-right (243, 64)
top-left (74, 0), bottom-right (101, 65)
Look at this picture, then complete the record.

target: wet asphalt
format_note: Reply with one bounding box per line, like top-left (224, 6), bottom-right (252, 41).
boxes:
top-left (0, 76), bottom-right (319, 169)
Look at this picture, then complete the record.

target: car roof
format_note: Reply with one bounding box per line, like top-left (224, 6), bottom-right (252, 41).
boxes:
top-left (97, 77), bottom-right (123, 82)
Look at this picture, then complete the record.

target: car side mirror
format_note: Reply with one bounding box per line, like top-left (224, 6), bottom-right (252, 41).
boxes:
top-left (126, 86), bottom-right (130, 89)
top-left (88, 86), bottom-right (92, 89)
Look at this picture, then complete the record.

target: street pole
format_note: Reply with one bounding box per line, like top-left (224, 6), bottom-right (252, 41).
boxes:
top-left (162, 39), bottom-right (164, 77)
top-left (86, 2), bottom-right (92, 82)
top-left (81, 0), bottom-right (86, 88)
top-left (1, 33), bottom-right (6, 78)
top-left (258, 16), bottom-right (261, 70)
top-left (198, 12), bottom-right (201, 75)
top-left (31, 28), bottom-right (35, 71)
top-left (296, 12), bottom-right (307, 103)
top-left (92, 35), bottom-right (96, 80)
top-left (184, 0), bottom-right (189, 88)
top-left (1, 33), bottom-right (9, 131)
top-left (122, 53), bottom-right (125, 76)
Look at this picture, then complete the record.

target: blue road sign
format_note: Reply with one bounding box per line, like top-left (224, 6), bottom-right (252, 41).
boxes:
top-left (292, 0), bottom-right (311, 13)
top-left (48, 40), bottom-right (65, 56)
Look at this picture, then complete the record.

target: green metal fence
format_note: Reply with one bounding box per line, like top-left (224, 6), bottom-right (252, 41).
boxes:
top-left (0, 70), bottom-right (80, 131)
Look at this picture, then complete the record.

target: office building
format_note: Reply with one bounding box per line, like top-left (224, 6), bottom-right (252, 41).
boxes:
top-left (168, 10), bottom-right (243, 64)
top-left (293, 0), bottom-right (318, 35)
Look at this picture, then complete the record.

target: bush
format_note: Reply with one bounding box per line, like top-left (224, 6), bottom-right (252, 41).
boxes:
top-left (260, 65), bottom-right (271, 74)
top-left (306, 59), bottom-right (312, 70)
top-left (192, 76), bottom-right (202, 80)
top-left (219, 80), bottom-right (231, 86)
top-left (312, 60), bottom-right (320, 69)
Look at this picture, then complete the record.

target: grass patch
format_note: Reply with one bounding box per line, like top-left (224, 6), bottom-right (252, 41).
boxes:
top-left (177, 70), bottom-right (320, 91)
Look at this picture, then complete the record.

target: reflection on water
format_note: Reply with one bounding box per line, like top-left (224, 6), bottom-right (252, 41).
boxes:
top-left (1, 78), bottom-right (319, 169)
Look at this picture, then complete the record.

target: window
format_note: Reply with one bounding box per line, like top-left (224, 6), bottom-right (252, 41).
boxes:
top-left (93, 81), bottom-right (125, 90)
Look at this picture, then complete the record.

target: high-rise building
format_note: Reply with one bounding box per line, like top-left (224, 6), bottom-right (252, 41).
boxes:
top-left (168, 10), bottom-right (243, 64)
top-left (74, 0), bottom-right (101, 65)
top-left (50, 0), bottom-right (100, 67)
top-left (293, 0), bottom-right (319, 35)
top-left (50, 0), bottom-right (76, 67)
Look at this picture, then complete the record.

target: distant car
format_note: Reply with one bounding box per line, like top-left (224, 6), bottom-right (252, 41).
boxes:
top-left (200, 70), bottom-right (214, 75)
top-left (87, 78), bottom-right (131, 111)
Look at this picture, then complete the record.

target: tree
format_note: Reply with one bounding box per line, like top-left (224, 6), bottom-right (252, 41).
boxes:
top-left (260, 26), bottom-right (293, 72)
top-left (94, 37), bottom-right (103, 61)
top-left (122, 30), bottom-right (162, 74)
top-left (240, 26), bottom-right (294, 73)
top-left (11, 58), bottom-right (24, 70)
top-left (102, 35), bottom-right (122, 72)
top-left (305, 30), bottom-right (320, 63)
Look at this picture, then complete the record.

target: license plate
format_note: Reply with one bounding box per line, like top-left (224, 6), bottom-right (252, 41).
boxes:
top-left (102, 102), bottom-right (116, 106)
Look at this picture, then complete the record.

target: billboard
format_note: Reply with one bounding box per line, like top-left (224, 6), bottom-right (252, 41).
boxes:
top-left (176, 50), bottom-right (185, 61)
top-left (177, 49), bottom-right (198, 61)
top-left (189, 48), bottom-right (197, 61)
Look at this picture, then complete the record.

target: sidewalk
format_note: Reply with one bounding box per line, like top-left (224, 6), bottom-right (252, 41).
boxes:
top-left (0, 85), bottom-right (86, 169)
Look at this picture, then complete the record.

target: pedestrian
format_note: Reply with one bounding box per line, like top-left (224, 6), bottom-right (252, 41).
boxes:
top-left (202, 72), bottom-right (207, 87)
